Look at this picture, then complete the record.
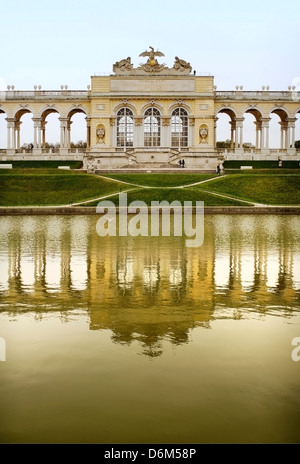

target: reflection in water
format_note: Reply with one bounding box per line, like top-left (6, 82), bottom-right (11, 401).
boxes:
top-left (1, 214), bottom-right (300, 444)
top-left (0, 214), bottom-right (299, 357)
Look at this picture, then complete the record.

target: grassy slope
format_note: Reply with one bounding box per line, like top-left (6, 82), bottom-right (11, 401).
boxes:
top-left (195, 174), bottom-right (300, 205)
top-left (1, 169), bottom-right (299, 206)
top-left (102, 173), bottom-right (217, 187)
top-left (0, 170), bottom-right (128, 206)
top-left (86, 188), bottom-right (248, 207)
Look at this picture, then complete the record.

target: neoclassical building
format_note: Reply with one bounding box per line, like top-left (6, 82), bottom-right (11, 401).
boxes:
top-left (0, 47), bottom-right (299, 170)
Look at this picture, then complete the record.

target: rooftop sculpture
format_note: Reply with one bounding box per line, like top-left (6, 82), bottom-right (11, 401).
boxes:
top-left (113, 47), bottom-right (192, 75)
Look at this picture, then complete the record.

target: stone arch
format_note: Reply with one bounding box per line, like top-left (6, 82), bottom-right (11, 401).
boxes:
top-left (141, 101), bottom-right (164, 114)
top-left (66, 105), bottom-right (88, 119)
top-left (242, 106), bottom-right (264, 149)
top-left (113, 101), bottom-right (137, 116)
top-left (293, 106), bottom-right (300, 119)
top-left (39, 105), bottom-right (61, 119)
top-left (215, 106), bottom-right (238, 119)
top-left (13, 106), bottom-right (35, 120)
top-left (215, 107), bottom-right (238, 149)
top-left (242, 105), bottom-right (263, 120)
top-left (269, 106), bottom-right (290, 149)
top-left (0, 105), bottom-right (9, 116)
top-left (40, 106), bottom-right (61, 149)
top-left (66, 106), bottom-right (89, 148)
top-left (168, 101), bottom-right (191, 115)
top-left (13, 106), bottom-right (35, 150)
top-left (269, 106), bottom-right (290, 120)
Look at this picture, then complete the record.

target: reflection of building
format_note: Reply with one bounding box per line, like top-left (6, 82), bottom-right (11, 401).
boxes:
top-left (0, 215), bottom-right (299, 356)
top-left (0, 47), bottom-right (299, 169)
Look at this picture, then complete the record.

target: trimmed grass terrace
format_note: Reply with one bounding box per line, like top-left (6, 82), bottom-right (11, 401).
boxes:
top-left (85, 188), bottom-right (248, 207)
top-left (195, 174), bottom-right (300, 205)
top-left (0, 168), bottom-right (299, 207)
top-left (0, 170), bottom-right (128, 206)
top-left (101, 173), bottom-right (218, 187)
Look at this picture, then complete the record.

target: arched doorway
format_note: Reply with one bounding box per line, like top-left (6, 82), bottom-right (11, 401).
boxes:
top-left (216, 108), bottom-right (237, 149)
top-left (242, 108), bottom-right (263, 151)
top-left (269, 108), bottom-right (289, 149)
top-left (14, 109), bottom-right (34, 151)
top-left (67, 109), bottom-right (87, 151)
top-left (40, 109), bottom-right (60, 152)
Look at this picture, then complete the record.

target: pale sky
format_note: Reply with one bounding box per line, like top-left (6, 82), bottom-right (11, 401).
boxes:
top-left (0, 0), bottom-right (299, 145)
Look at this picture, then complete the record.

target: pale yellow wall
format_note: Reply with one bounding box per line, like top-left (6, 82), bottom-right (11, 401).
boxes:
top-left (1, 73), bottom-right (299, 150)
top-left (194, 76), bottom-right (215, 93)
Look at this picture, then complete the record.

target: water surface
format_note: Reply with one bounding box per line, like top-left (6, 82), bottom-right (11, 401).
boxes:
top-left (0, 214), bottom-right (299, 443)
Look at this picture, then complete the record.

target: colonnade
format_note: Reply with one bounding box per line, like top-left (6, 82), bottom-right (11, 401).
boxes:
top-left (3, 114), bottom-right (90, 152)
top-left (223, 115), bottom-right (297, 150)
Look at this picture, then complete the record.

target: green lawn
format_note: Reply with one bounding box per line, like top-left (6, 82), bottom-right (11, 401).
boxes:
top-left (0, 160), bottom-right (83, 169)
top-left (195, 174), bottom-right (300, 205)
top-left (86, 188), bottom-right (250, 207)
top-left (1, 169), bottom-right (299, 206)
top-left (101, 173), bottom-right (217, 187)
top-left (0, 170), bottom-right (128, 206)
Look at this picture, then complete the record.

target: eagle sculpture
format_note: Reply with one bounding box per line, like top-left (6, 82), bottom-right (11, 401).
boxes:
top-left (139, 46), bottom-right (165, 67)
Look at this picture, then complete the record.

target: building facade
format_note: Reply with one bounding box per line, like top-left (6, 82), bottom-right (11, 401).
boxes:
top-left (0, 47), bottom-right (299, 170)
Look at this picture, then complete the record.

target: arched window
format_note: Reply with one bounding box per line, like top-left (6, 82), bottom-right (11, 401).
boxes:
top-left (117, 108), bottom-right (134, 147)
top-left (144, 108), bottom-right (161, 147)
top-left (171, 108), bottom-right (188, 147)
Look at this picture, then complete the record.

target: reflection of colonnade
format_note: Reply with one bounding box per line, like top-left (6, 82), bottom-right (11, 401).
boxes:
top-left (0, 215), bottom-right (299, 312)
top-left (1, 215), bottom-right (299, 357)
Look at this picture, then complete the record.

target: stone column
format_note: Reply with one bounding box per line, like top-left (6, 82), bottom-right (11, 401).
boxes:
top-left (59, 117), bottom-right (69, 155)
top-left (213, 117), bottom-right (217, 150)
top-left (279, 121), bottom-right (288, 149)
top-left (286, 118), bottom-right (297, 153)
top-left (229, 120), bottom-right (236, 150)
top-left (5, 118), bottom-right (16, 154)
top-left (15, 120), bottom-right (22, 151)
top-left (32, 118), bottom-right (42, 153)
top-left (261, 118), bottom-right (270, 152)
top-left (41, 120), bottom-right (47, 149)
top-left (134, 117), bottom-right (143, 147)
top-left (109, 117), bottom-right (116, 147)
top-left (235, 118), bottom-right (244, 150)
top-left (189, 117), bottom-right (195, 149)
top-left (86, 117), bottom-right (91, 149)
top-left (161, 117), bottom-right (170, 147)
top-left (255, 120), bottom-right (262, 149)
top-left (67, 120), bottom-right (72, 149)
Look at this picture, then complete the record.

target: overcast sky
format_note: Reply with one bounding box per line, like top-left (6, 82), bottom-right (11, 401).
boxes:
top-left (0, 0), bottom-right (299, 145)
top-left (1, 0), bottom-right (299, 91)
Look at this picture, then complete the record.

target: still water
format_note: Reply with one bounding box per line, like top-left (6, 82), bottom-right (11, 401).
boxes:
top-left (0, 214), bottom-right (299, 444)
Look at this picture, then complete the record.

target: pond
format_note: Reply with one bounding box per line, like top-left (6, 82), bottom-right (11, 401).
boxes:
top-left (0, 214), bottom-right (299, 444)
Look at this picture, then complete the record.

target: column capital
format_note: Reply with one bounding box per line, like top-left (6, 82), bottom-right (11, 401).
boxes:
top-left (286, 117), bottom-right (297, 126)
top-left (134, 117), bottom-right (143, 126)
top-left (162, 117), bottom-right (170, 126)
top-left (59, 117), bottom-right (68, 124)
top-left (5, 117), bottom-right (16, 125)
top-left (260, 117), bottom-right (271, 124)
top-left (32, 117), bottom-right (43, 128)
top-left (234, 117), bottom-right (245, 124)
